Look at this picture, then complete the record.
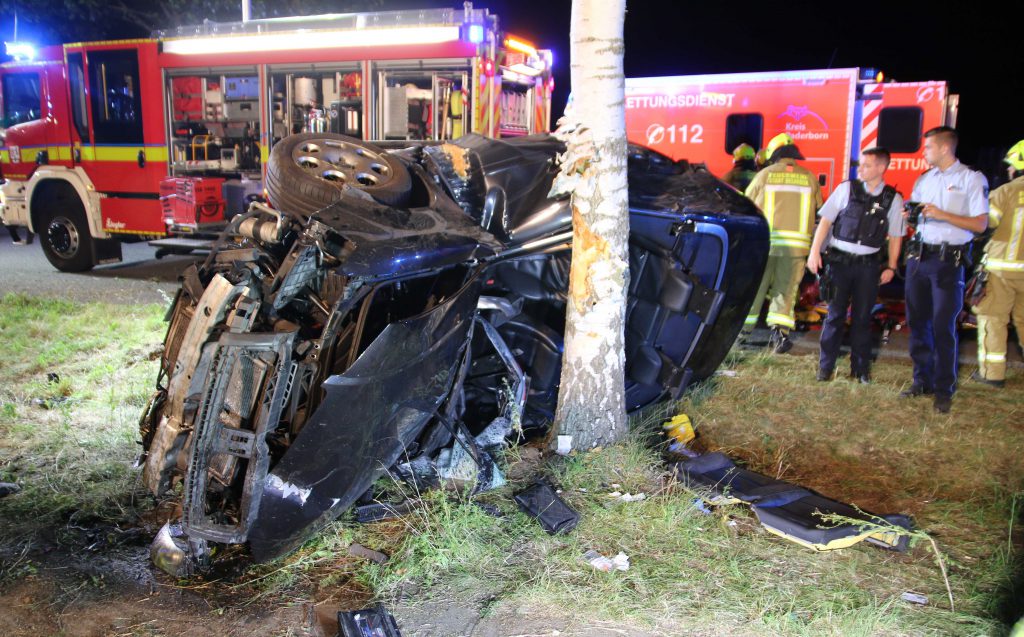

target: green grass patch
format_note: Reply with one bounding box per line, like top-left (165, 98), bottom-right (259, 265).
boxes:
top-left (0, 293), bottom-right (166, 541)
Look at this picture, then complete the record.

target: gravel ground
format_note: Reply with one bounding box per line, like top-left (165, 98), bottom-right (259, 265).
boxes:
top-left (0, 226), bottom-right (201, 306)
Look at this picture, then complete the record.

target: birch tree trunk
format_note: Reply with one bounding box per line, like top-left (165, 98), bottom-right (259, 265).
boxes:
top-left (550, 0), bottom-right (629, 451)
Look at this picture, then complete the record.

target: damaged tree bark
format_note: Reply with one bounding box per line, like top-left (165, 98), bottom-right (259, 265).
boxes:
top-left (550, 0), bottom-right (629, 450)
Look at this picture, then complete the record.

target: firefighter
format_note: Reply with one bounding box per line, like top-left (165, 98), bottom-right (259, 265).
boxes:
top-left (743, 133), bottom-right (824, 352)
top-left (723, 143), bottom-right (758, 192)
top-left (754, 148), bottom-right (768, 172)
top-left (807, 147), bottom-right (905, 383)
top-left (901, 127), bottom-right (988, 413)
top-left (4, 223), bottom-right (33, 246)
top-left (972, 140), bottom-right (1024, 387)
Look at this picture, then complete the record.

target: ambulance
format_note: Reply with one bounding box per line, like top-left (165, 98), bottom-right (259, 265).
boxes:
top-left (625, 68), bottom-right (959, 199)
top-left (0, 4), bottom-right (553, 271)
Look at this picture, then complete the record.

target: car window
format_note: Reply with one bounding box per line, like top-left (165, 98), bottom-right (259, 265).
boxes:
top-left (2, 72), bottom-right (41, 128)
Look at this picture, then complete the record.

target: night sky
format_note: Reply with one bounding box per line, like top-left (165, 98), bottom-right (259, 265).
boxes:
top-left (6, 0), bottom-right (1020, 177)
top-left (471, 0), bottom-right (1021, 177)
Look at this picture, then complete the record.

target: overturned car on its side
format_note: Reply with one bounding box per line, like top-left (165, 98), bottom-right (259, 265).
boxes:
top-left (139, 133), bottom-right (768, 570)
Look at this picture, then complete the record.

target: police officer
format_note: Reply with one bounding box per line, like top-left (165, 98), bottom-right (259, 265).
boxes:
top-left (972, 140), bottom-right (1024, 387)
top-left (901, 126), bottom-right (989, 413)
top-left (807, 147), bottom-right (905, 382)
top-left (743, 133), bottom-right (824, 352)
top-left (723, 143), bottom-right (758, 192)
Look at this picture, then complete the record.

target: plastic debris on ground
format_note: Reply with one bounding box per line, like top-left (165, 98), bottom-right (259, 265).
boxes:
top-left (714, 369), bottom-right (739, 377)
top-left (901, 592), bottom-right (929, 605)
top-left (556, 435), bottom-right (573, 456)
top-left (692, 498), bottom-right (714, 515)
top-left (348, 543), bottom-right (389, 565)
top-left (355, 500), bottom-right (416, 524)
top-left (513, 481), bottom-right (580, 535)
top-left (662, 414), bottom-right (696, 446)
top-left (582, 549), bottom-right (630, 572)
top-left (0, 482), bottom-right (21, 498)
top-left (676, 452), bottom-right (914, 552)
top-left (608, 491), bottom-right (646, 502)
top-left (338, 604), bottom-right (403, 637)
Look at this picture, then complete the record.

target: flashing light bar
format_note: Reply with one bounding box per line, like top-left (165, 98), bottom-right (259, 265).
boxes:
top-left (504, 36), bottom-right (537, 57)
top-left (5, 42), bottom-right (36, 61)
top-left (466, 24), bottom-right (485, 44)
top-left (860, 67), bottom-right (884, 82)
top-left (163, 25), bottom-right (461, 55)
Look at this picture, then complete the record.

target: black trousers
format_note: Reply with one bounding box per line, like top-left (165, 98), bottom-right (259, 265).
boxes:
top-left (819, 256), bottom-right (880, 375)
top-left (905, 254), bottom-right (964, 398)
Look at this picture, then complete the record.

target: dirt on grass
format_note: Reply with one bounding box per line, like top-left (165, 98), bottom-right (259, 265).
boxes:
top-left (2, 293), bottom-right (1022, 636)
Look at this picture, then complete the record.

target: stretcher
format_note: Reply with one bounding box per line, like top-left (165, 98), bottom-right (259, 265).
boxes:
top-left (677, 452), bottom-right (913, 552)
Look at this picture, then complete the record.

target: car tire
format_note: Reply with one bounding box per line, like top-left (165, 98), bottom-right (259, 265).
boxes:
top-left (39, 201), bottom-right (95, 272)
top-left (265, 133), bottom-right (412, 216)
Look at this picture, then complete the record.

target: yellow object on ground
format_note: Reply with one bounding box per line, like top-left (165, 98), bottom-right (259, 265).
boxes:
top-left (663, 414), bottom-right (696, 445)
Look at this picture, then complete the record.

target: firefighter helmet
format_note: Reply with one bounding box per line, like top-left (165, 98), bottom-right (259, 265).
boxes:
top-left (732, 143), bottom-right (756, 162)
top-left (766, 133), bottom-right (796, 160)
top-left (755, 148), bottom-right (768, 168)
top-left (1005, 140), bottom-right (1024, 171)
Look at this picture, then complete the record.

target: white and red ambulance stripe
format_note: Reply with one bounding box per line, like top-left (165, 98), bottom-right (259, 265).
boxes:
top-left (860, 83), bottom-right (884, 152)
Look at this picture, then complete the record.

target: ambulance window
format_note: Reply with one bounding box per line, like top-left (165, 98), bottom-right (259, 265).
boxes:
top-left (67, 53), bottom-right (90, 143)
top-left (725, 113), bottom-right (763, 154)
top-left (2, 73), bottom-right (41, 127)
top-left (877, 106), bottom-right (923, 153)
top-left (88, 50), bottom-right (143, 144)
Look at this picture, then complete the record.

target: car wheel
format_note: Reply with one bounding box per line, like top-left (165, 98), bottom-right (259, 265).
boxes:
top-left (40, 205), bottom-right (95, 272)
top-left (266, 133), bottom-right (412, 215)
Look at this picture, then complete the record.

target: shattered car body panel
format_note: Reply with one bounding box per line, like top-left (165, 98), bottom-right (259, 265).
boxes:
top-left (248, 276), bottom-right (481, 560)
top-left (140, 133), bottom-right (768, 563)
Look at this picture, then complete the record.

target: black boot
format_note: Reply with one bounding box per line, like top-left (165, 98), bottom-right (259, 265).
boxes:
top-left (769, 327), bottom-right (793, 354)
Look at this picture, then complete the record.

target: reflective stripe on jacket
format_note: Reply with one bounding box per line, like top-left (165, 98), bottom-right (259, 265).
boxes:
top-left (986, 177), bottom-right (1024, 277)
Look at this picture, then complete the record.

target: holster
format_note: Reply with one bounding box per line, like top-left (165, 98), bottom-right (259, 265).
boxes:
top-left (818, 262), bottom-right (835, 303)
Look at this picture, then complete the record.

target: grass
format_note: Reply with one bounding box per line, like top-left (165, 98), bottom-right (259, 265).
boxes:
top-left (1, 292), bottom-right (1021, 635)
top-left (314, 347), bottom-right (1021, 635)
top-left (0, 293), bottom-right (166, 545)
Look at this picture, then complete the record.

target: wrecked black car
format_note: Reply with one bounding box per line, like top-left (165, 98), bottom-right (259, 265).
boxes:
top-left (139, 133), bottom-right (768, 571)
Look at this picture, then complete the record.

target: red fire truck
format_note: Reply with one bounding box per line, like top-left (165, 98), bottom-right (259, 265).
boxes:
top-left (0, 4), bottom-right (553, 271)
top-left (625, 68), bottom-right (959, 199)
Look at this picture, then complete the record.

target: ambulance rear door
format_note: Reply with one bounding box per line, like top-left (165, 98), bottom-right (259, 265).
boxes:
top-left (858, 80), bottom-right (951, 198)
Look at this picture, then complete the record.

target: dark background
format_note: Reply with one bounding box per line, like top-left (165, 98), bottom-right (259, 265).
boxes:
top-left (3, 0), bottom-right (1020, 182)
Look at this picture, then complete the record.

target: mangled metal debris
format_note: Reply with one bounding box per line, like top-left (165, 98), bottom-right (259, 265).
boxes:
top-left (138, 132), bottom-right (768, 570)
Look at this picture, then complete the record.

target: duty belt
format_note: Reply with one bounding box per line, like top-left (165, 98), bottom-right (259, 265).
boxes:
top-left (908, 241), bottom-right (971, 267)
top-left (825, 248), bottom-right (881, 265)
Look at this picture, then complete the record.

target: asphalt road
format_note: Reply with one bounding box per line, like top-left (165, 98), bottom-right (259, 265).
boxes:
top-left (0, 226), bottom-right (202, 306)
top-left (2, 225), bottom-right (1019, 371)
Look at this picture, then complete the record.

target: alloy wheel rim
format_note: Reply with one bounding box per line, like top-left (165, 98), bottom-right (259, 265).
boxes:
top-left (47, 216), bottom-right (80, 259)
top-left (291, 138), bottom-right (393, 189)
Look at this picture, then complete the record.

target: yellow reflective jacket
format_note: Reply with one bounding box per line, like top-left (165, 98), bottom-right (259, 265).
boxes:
top-left (985, 176), bottom-right (1024, 279)
top-left (744, 159), bottom-right (823, 257)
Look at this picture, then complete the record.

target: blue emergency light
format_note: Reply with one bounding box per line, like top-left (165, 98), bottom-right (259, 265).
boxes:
top-left (5, 41), bottom-right (36, 61)
top-left (859, 67), bottom-right (884, 82)
top-left (464, 24), bottom-right (484, 44)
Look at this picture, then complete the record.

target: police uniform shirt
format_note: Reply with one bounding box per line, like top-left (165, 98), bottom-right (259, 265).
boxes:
top-left (910, 160), bottom-right (989, 246)
top-left (818, 180), bottom-right (905, 255)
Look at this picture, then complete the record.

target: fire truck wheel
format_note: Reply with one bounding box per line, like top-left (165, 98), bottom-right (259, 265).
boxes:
top-left (40, 207), bottom-right (95, 272)
top-left (266, 133), bottom-right (411, 215)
